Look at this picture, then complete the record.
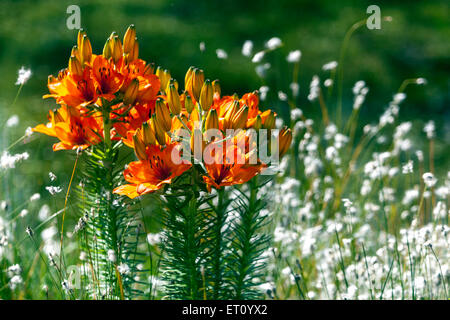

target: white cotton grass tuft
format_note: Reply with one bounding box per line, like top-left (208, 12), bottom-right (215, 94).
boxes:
top-left (290, 108), bottom-right (303, 121)
top-left (422, 172), bottom-right (437, 188)
top-left (49, 172), bottom-right (57, 181)
top-left (393, 93), bottom-right (406, 104)
top-left (402, 160), bottom-right (413, 174)
top-left (286, 50), bottom-right (301, 63)
top-left (45, 186), bottom-right (63, 195)
top-left (61, 279), bottom-right (71, 292)
top-left (147, 233), bottom-right (162, 246)
top-left (107, 249), bottom-right (116, 263)
top-left (353, 81), bottom-right (366, 95)
top-left (259, 86), bottom-right (269, 101)
top-left (0, 151), bottom-right (29, 170)
top-left (255, 63), bottom-right (270, 78)
top-left (252, 51), bottom-right (265, 63)
top-left (15, 66), bottom-right (32, 85)
top-left (322, 61), bottom-right (338, 71)
top-left (216, 49), bottom-right (228, 59)
top-left (25, 126), bottom-right (34, 137)
top-left (278, 91), bottom-right (288, 101)
top-left (30, 193), bottom-right (41, 202)
top-left (290, 82), bottom-right (299, 97)
top-left (242, 40), bottom-right (253, 57)
top-left (324, 79), bottom-right (333, 87)
top-left (9, 275), bottom-right (23, 290)
top-left (7, 264), bottom-right (22, 277)
top-left (265, 37), bottom-right (282, 50)
top-left (416, 78), bottom-right (427, 85)
top-left (6, 115), bottom-right (19, 128)
top-left (118, 263), bottom-right (130, 275)
top-left (352, 81), bottom-right (369, 110)
top-left (423, 120), bottom-right (435, 139)
top-left (308, 75), bottom-right (320, 102)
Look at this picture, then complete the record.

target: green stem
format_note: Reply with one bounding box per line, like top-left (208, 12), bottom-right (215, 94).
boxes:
top-left (103, 114), bottom-right (112, 150)
top-left (102, 101), bottom-right (118, 298)
top-left (186, 170), bottom-right (199, 299)
top-left (11, 83), bottom-right (24, 108)
top-left (106, 149), bottom-right (119, 298)
top-left (212, 188), bottom-right (226, 299)
top-left (336, 19), bottom-right (366, 128)
top-left (429, 246), bottom-right (449, 299)
top-left (235, 178), bottom-right (258, 299)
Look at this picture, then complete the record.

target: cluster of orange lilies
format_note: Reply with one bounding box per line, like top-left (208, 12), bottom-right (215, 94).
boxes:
top-left (34, 26), bottom-right (292, 198)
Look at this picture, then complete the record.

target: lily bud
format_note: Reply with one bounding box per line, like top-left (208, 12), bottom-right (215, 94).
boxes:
top-left (142, 121), bottom-right (156, 146)
top-left (77, 29), bottom-right (87, 48)
top-left (111, 34), bottom-right (123, 63)
top-left (231, 105), bottom-right (249, 130)
top-left (69, 56), bottom-right (83, 76)
top-left (167, 83), bottom-right (181, 115)
top-left (125, 38), bottom-right (139, 63)
top-left (123, 78), bottom-right (139, 105)
top-left (253, 114), bottom-right (262, 131)
top-left (71, 45), bottom-right (81, 63)
top-left (212, 79), bottom-right (221, 96)
top-left (205, 109), bottom-right (219, 131)
top-left (263, 111), bottom-right (276, 130)
top-left (123, 24), bottom-right (136, 54)
top-left (103, 37), bottom-right (112, 59)
top-left (223, 100), bottom-right (239, 129)
top-left (192, 68), bottom-right (205, 101)
top-left (199, 79), bottom-right (213, 111)
top-left (155, 98), bottom-right (172, 132)
top-left (156, 67), bottom-right (170, 93)
top-left (151, 115), bottom-right (167, 145)
top-left (80, 35), bottom-right (92, 65)
top-left (279, 127), bottom-right (292, 157)
top-left (185, 66), bottom-right (194, 89)
top-left (170, 78), bottom-right (179, 92)
top-left (133, 132), bottom-right (148, 161)
top-left (184, 93), bottom-right (195, 114)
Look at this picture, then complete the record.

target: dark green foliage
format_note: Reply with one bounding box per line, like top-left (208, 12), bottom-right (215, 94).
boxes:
top-left (160, 174), bottom-right (271, 300)
top-left (226, 178), bottom-right (271, 299)
top-left (76, 142), bottom-right (145, 299)
top-left (160, 182), bottom-right (215, 299)
top-left (207, 188), bottom-right (233, 299)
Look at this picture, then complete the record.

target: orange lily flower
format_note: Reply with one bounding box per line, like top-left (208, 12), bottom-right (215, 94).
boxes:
top-left (33, 106), bottom-right (103, 151)
top-left (44, 66), bottom-right (98, 108)
top-left (92, 55), bottom-right (124, 100)
top-left (202, 132), bottom-right (266, 191)
top-left (118, 59), bottom-right (160, 100)
top-left (240, 92), bottom-right (261, 126)
top-left (113, 143), bottom-right (192, 199)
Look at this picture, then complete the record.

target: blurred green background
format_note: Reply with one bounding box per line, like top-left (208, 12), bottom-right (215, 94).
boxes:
top-left (0, 0), bottom-right (449, 200)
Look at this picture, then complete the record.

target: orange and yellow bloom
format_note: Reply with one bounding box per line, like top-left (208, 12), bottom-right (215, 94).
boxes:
top-left (33, 105), bottom-right (103, 151)
top-left (113, 142), bottom-right (191, 198)
top-left (34, 26), bottom-right (292, 199)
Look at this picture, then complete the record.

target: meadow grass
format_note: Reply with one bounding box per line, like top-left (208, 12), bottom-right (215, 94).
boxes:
top-left (0, 23), bottom-right (448, 300)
